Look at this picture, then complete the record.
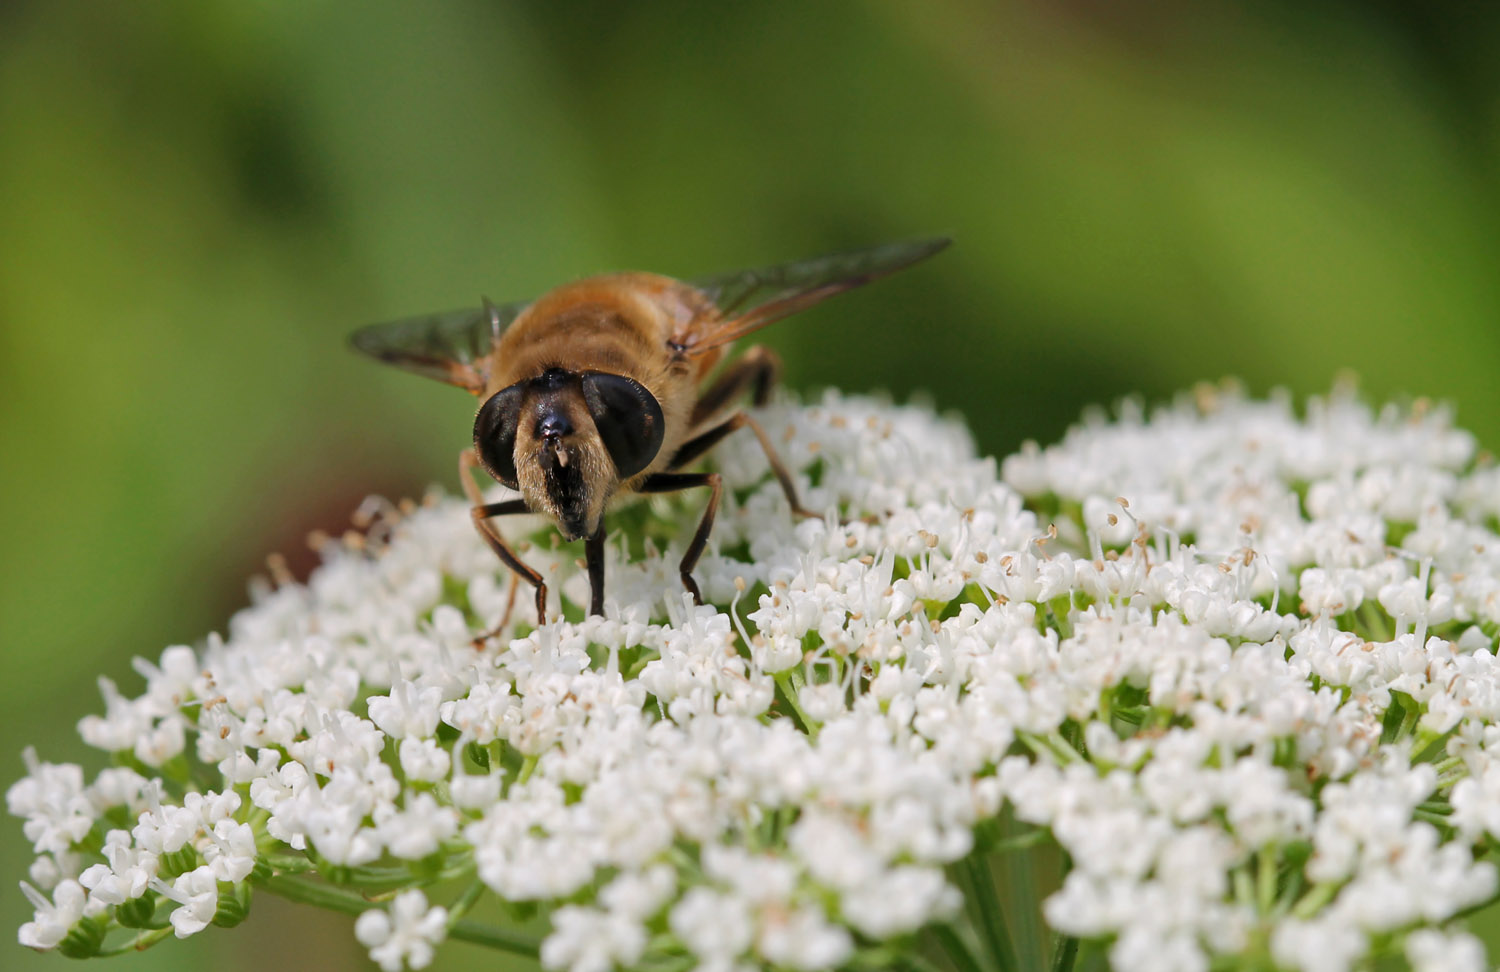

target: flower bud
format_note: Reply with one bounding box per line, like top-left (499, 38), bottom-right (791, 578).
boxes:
top-left (115, 891), bottom-right (161, 929)
top-left (211, 881), bottom-right (252, 928)
top-left (157, 847), bottom-right (198, 879)
top-left (56, 915), bottom-right (106, 958)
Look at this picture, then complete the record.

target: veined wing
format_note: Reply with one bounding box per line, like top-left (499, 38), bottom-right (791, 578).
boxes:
top-left (683, 237), bottom-right (951, 354)
top-left (349, 297), bottom-right (530, 394)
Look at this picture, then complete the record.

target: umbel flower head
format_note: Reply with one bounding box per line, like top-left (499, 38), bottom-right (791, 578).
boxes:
top-left (10, 384), bottom-right (1500, 971)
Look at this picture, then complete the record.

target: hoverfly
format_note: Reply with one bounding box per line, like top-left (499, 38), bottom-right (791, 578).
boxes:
top-left (351, 238), bottom-right (950, 628)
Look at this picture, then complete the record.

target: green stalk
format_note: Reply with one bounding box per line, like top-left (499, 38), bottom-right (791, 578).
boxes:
top-left (962, 855), bottom-right (1018, 972)
top-left (1048, 850), bottom-right (1077, 972)
top-left (1290, 881), bottom-right (1340, 920)
top-left (1231, 862), bottom-right (1254, 912)
top-left (988, 828), bottom-right (1050, 855)
top-left (774, 670), bottom-right (820, 739)
top-left (1396, 698), bottom-right (1420, 741)
top-left (1002, 836), bottom-right (1040, 968)
top-left (261, 853), bottom-right (317, 874)
top-left (260, 872), bottom-right (372, 916)
top-left (1256, 848), bottom-right (1277, 915)
top-left (1016, 731), bottom-right (1080, 766)
top-left (1413, 809), bottom-right (1455, 829)
top-left (1272, 867), bottom-right (1304, 917)
top-left (446, 880), bottom-right (485, 926)
top-left (1048, 934), bottom-right (1078, 972)
top-left (892, 952), bottom-right (952, 972)
top-left (927, 922), bottom-right (989, 972)
top-left (259, 873), bottom-right (540, 959)
top-left (97, 926), bottom-right (172, 956)
top-left (449, 918), bottom-right (544, 956)
top-left (1429, 755), bottom-right (1465, 777)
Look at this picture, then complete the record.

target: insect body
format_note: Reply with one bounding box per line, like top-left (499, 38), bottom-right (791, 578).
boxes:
top-left (351, 238), bottom-right (950, 627)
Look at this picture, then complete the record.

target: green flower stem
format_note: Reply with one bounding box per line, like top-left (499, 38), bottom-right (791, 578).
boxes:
top-left (988, 827), bottom-right (1051, 855)
top-left (774, 670), bottom-right (819, 739)
top-left (1272, 867), bottom-right (1305, 917)
top-left (517, 754), bottom-right (538, 784)
top-left (97, 926), bottom-right (172, 956)
top-left (1436, 770), bottom-right (1469, 790)
top-left (1453, 883), bottom-right (1500, 920)
top-left (1001, 837), bottom-right (1040, 967)
top-left (1413, 727), bottom-right (1456, 763)
top-left (446, 880), bottom-right (485, 928)
top-left (1048, 850), bottom-right (1077, 972)
top-left (261, 853), bottom-right (317, 874)
top-left (927, 922), bottom-right (988, 972)
top-left (1414, 809), bottom-right (1455, 829)
top-left (1232, 865), bottom-right (1255, 913)
top-left (1355, 602), bottom-right (1393, 642)
top-left (962, 854), bottom-right (1018, 972)
top-left (1048, 933), bottom-right (1078, 972)
top-left (666, 844), bottom-right (706, 882)
top-left (1016, 731), bottom-right (1082, 766)
top-left (449, 918), bottom-right (544, 957)
top-left (1291, 880), bottom-right (1341, 920)
top-left (1430, 756), bottom-right (1465, 778)
top-left (1397, 699), bottom-right (1420, 741)
top-left (890, 948), bottom-right (952, 972)
top-left (259, 873), bottom-right (540, 959)
top-left (1256, 848), bottom-right (1278, 915)
top-left (261, 872), bottom-right (380, 916)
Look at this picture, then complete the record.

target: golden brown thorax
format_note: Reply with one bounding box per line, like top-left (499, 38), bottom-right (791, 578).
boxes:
top-left (483, 273), bottom-right (725, 534)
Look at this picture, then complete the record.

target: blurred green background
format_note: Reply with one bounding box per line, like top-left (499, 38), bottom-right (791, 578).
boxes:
top-left (4, 1), bottom-right (1500, 968)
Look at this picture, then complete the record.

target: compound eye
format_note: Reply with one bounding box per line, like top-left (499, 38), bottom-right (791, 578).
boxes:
top-left (580, 373), bottom-right (664, 479)
top-left (473, 383), bottom-right (525, 488)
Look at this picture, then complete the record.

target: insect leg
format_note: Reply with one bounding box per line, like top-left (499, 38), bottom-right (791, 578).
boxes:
top-left (459, 448), bottom-right (547, 634)
top-left (668, 414), bottom-right (744, 469)
top-left (669, 413), bottom-right (818, 520)
top-left (690, 345), bottom-right (781, 426)
top-left (638, 471), bottom-right (721, 606)
top-left (585, 528), bottom-right (606, 617)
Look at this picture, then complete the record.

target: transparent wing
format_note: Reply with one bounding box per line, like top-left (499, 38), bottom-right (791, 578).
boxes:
top-left (684, 236), bottom-right (951, 353)
top-left (348, 297), bottom-right (531, 393)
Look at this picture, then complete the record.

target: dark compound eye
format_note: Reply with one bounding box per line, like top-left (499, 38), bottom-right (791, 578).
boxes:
top-left (581, 372), bottom-right (664, 479)
top-left (473, 383), bottom-right (525, 488)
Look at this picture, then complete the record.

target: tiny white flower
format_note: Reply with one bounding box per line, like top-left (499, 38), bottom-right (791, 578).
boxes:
top-left (540, 905), bottom-right (648, 972)
top-left (78, 830), bottom-right (155, 905)
top-left (1406, 927), bottom-right (1487, 972)
top-left (398, 737), bottom-right (451, 783)
top-left (369, 680), bottom-right (444, 740)
top-left (354, 889), bottom-right (448, 972)
top-left (448, 772), bottom-right (501, 811)
top-left (18, 879), bottom-right (88, 950)
top-left (375, 792), bottom-right (458, 861)
top-left (669, 887), bottom-right (753, 964)
top-left (151, 865), bottom-right (218, 939)
top-left (756, 903), bottom-right (854, 971)
top-left (202, 819), bottom-right (256, 884)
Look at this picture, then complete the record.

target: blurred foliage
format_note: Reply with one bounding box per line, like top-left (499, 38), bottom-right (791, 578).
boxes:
top-left (3, 1), bottom-right (1499, 969)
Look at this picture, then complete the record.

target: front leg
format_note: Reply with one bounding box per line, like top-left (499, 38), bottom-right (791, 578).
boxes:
top-left (690, 344), bottom-right (781, 426)
top-left (669, 412), bottom-right (818, 520)
top-left (459, 447), bottom-right (545, 635)
top-left (585, 527), bottom-right (606, 617)
top-left (638, 471), bottom-right (721, 605)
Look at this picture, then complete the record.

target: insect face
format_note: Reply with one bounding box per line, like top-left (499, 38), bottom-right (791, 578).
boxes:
top-left (475, 369), bottom-right (665, 541)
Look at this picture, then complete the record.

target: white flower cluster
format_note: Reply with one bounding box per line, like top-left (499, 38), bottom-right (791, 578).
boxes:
top-left (10, 385), bottom-right (1500, 971)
